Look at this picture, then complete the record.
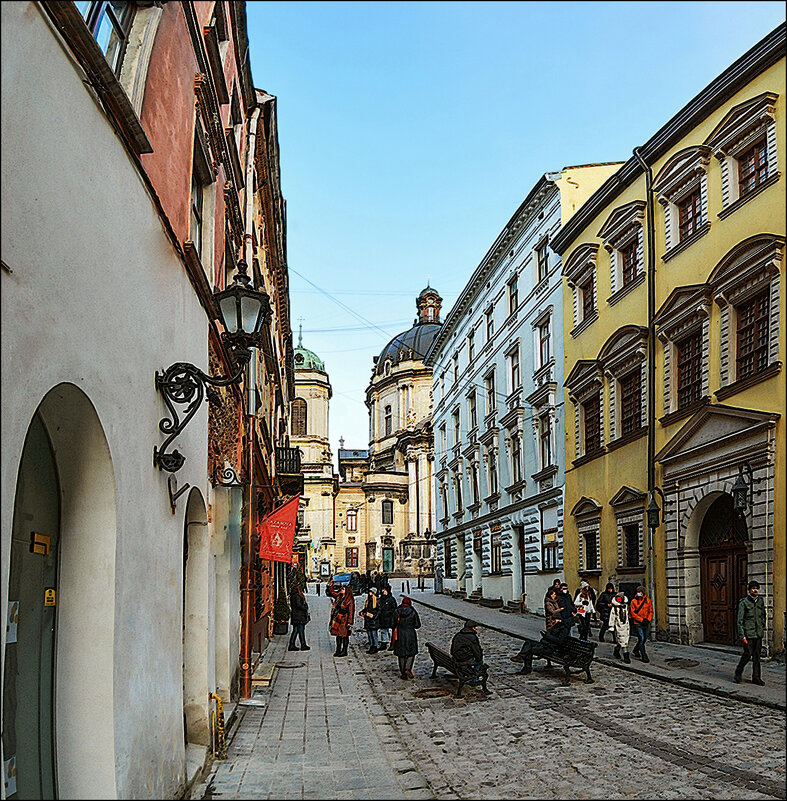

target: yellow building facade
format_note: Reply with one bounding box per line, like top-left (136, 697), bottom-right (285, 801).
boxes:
top-left (553, 25), bottom-right (785, 653)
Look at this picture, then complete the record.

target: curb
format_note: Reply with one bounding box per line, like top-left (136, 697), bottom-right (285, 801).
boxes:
top-left (411, 596), bottom-right (786, 713)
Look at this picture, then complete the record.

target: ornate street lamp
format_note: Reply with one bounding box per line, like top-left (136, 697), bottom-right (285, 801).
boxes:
top-left (154, 260), bottom-right (270, 473)
top-left (732, 463), bottom-right (754, 517)
top-left (646, 492), bottom-right (661, 530)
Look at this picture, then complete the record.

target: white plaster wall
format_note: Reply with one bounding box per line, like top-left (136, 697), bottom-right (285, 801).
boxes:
top-left (1, 4), bottom-right (209, 797)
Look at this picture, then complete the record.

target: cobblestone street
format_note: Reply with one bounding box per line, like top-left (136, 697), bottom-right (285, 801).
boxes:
top-left (195, 592), bottom-right (786, 800)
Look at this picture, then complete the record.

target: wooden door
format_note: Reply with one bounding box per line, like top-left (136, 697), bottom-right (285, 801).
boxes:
top-left (701, 551), bottom-right (734, 643)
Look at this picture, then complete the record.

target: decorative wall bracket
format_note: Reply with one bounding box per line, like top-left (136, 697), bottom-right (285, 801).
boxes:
top-left (211, 464), bottom-right (246, 487)
top-left (154, 360), bottom-right (245, 473)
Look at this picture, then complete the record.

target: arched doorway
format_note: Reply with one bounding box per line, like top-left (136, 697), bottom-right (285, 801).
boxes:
top-left (3, 385), bottom-right (117, 799)
top-left (4, 413), bottom-right (59, 799)
top-left (699, 493), bottom-right (748, 644)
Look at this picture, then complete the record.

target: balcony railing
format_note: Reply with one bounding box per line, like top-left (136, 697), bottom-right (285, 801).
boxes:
top-left (276, 446), bottom-right (302, 475)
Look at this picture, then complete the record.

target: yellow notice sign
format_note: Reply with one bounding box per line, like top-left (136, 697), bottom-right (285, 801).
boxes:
top-left (44, 588), bottom-right (56, 607)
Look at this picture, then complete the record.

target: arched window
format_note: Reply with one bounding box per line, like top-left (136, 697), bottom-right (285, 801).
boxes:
top-left (291, 398), bottom-right (307, 436)
top-left (384, 405), bottom-right (392, 436)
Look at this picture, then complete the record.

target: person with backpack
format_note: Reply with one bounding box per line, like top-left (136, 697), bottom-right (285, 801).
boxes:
top-left (596, 582), bottom-right (616, 643)
top-left (376, 585), bottom-right (397, 651)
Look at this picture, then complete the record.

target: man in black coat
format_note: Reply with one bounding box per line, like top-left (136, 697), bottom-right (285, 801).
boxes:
top-left (451, 620), bottom-right (489, 690)
top-left (510, 617), bottom-right (572, 674)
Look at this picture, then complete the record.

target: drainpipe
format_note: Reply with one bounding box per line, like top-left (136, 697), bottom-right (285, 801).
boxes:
top-left (239, 105), bottom-right (262, 699)
top-left (633, 146), bottom-right (658, 638)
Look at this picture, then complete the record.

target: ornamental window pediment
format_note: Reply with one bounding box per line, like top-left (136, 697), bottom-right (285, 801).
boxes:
top-left (655, 285), bottom-right (712, 417)
top-left (704, 92), bottom-right (779, 213)
top-left (708, 234), bottom-right (783, 389)
top-left (563, 244), bottom-right (599, 335)
top-left (609, 485), bottom-right (647, 509)
top-left (654, 146), bottom-right (711, 257)
top-left (598, 201), bottom-right (646, 299)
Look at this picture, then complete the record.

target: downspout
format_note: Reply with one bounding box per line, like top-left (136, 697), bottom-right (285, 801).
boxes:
top-left (633, 146), bottom-right (658, 638)
top-left (239, 105), bottom-right (262, 699)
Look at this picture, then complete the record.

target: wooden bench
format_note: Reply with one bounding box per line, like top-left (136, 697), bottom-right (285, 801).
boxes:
top-left (425, 642), bottom-right (489, 697)
top-left (517, 635), bottom-right (596, 686)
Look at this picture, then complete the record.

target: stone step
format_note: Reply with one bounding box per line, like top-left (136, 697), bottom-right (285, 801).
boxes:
top-left (478, 597), bottom-right (503, 608)
top-left (463, 596), bottom-right (480, 604)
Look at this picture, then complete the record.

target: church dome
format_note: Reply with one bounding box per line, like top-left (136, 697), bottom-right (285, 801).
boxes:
top-left (294, 345), bottom-right (325, 372)
top-left (374, 286), bottom-right (443, 375)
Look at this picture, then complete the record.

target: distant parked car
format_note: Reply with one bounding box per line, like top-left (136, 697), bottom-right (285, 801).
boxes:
top-left (330, 572), bottom-right (363, 595)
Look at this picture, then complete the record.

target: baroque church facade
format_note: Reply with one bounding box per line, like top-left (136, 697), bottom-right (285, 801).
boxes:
top-left (293, 289), bottom-right (442, 578)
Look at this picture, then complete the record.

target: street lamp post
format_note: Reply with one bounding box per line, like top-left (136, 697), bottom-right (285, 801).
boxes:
top-left (646, 487), bottom-right (664, 641)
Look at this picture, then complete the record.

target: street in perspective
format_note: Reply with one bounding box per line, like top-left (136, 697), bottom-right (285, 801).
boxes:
top-left (2, 1), bottom-right (786, 800)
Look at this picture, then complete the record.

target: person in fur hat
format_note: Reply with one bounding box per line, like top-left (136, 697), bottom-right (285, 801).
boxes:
top-left (609, 592), bottom-right (631, 663)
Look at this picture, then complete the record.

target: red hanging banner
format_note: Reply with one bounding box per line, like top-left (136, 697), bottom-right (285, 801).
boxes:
top-left (258, 494), bottom-right (300, 562)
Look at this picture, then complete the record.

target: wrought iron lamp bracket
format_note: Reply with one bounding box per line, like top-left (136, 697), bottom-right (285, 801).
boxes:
top-left (211, 464), bottom-right (246, 487)
top-left (154, 360), bottom-right (245, 473)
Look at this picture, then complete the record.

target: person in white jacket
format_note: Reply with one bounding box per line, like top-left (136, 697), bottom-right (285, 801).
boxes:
top-left (573, 585), bottom-right (595, 641)
top-left (609, 593), bottom-right (631, 664)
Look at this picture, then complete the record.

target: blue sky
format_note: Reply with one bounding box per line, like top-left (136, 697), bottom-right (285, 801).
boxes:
top-left (246, 1), bottom-right (785, 456)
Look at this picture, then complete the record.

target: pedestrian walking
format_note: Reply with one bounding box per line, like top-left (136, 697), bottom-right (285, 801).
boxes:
top-left (609, 592), bottom-right (631, 663)
top-left (596, 582), bottom-right (616, 643)
top-left (288, 583), bottom-right (310, 651)
top-left (544, 585), bottom-right (562, 631)
top-left (544, 578), bottom-right (562, 607)
top-left (377, 585), bottom-right (397, 651)
top-left (326, 579), bottom-right (355, 657)
top-left (734, 580), bottom-right (766, 686)
top-left (360, 587), bottom-right (380, 653)
top-left (558, 582), bottom-right (577, 629)
top-left (450, 620), bottom-right (490, 691)
top-left (629, 585), bottom-right (653, 663)
top-left (392, 596), bottom-right (421, 679)
top-left (574, 584), bottom-right (596, 642)
top-left (316, 581), bottom-right (321, 596)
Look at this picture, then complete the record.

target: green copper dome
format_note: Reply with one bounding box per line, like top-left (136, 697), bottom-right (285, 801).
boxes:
top-left (293, 345), bottom-right (325, 372)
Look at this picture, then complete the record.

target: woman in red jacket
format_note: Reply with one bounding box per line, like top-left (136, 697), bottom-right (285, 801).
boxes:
top-left (629, 585), bottom-right (654, 663)
top-left (326, 580), bottom-right (355, 657)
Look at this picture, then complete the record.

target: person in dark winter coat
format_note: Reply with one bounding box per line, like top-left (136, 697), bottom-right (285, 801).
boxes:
top-left (326, 580), bottom-right (355, 657)
top-left (361, 588), bottom-right (380, 653)
top-left (392, 596), bottom-right (421, 679)
top-left (288, 585), bottom-right (310, 651)
top-left (734, 580), bottom-right (766, 686)
top-left (377, 585), bottom-right (397, 651)
top-left (451, 620), bottom-right (489, 689)
top-left (596, 583), bottom-right (616, 643)
top-left (510, 615), bottom-right (572, 673)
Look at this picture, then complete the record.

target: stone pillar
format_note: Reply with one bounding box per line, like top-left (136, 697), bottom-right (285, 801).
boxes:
top-left (407, 457), bottom-right (417, 535)
top-left (418, 451), bottom-right (429, 535)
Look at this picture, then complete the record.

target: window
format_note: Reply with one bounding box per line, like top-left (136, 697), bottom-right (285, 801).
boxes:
top-left (468, 391), bottom-right (477, 430)
top-left (539, 320), bottom-right (551, 367)
top-left (581, 279), bottom-right (595, 320)
top-left (537, 241), bottom-right (550, 282)
top-left (444, 541), bottom-right (453, 577)
top-left (542, 528), bottom-right (559, 571)
top-left (598, 201), bottom-right (645, 297)
top-left (453, 471), bottom-right (463, 511)
top-left (467, 330), bottom-right (475, 362)
top-left (485, 307), bottom-right (495, 341)
top-left (738, 138), bottom-right (768, 198)
top-left (487, 447), bottom-right (498, 495)
top-left (345, 547), bottom-right (358, 568)
top-left (677, 189), bottom-right (702, 241)
top-left (440, 483), bottom-right (449, 520)
top-left (619, 370), bottom-right (642, 436)
top-left (452, 353), bottom-right (459, 382)
top-left (75, 1), bottom-right (134, 74)
top-left (736, 289), bottom-right (770, 380)
top-left (384, 405), bottom-right (392, 437)
top-left (491, 535), bottom-right (503, 574)
top-left (439, 423), bottom-right (447, 455)
top-left (620, 239), bottom-right (638, 287)
top-left (381, 500), bottom-right (394, 525)
top-left (563, 243), bottom-right (599, 332)
top-left (291, 398), bottom-right (307, 436)
top-left (624, 523), bottom-right (641, 568)
top-left (583, 394), bottom-right (601, 454)
top-left (539, 411), bottom-right (552, 467)
top-left (509, 348), bottom-right (520, 393)
top-left (452, 408), bottom-right (461, 444)
top-left (508, 277), bottom-right (519, 314)
top-left (511, 434), bottom-right (522, 484)
top-left (676, 332), bottom-right (702, 409)
top-left (654, 146), bottom-right (710, 256)
top-left (485, 372), bottom-right (496, 414)
top-left (470, 461), bottom-right (480, 505)
top-left (705, 93), bottom-right (778, 213)
top-left (191, 152), bottom-right (206, 258)
top-left (583, 530), bottom-right (600, 570)
top-left (346, 509), bottom-right (358, 532)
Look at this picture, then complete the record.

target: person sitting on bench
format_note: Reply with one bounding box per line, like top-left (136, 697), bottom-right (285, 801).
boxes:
top-left (450, 620), bottom-right (489, 688)
top-left (510, 586), bottom-right (572, 673)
